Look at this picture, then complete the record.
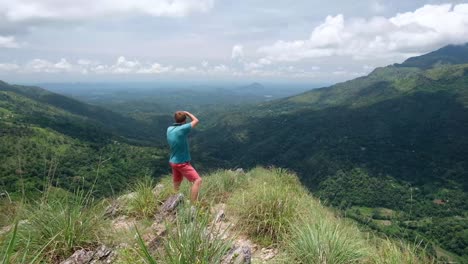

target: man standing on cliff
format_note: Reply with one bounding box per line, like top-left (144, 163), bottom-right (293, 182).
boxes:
top-left (167, 111), bottom-right (202, 202)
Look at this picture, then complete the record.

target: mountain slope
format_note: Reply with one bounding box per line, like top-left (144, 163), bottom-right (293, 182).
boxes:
top-left (0, 81), bottom-right (168, 196)
top-left (194, 45), bottom-right (468, 259)
top-left (397, 43), bottom-right (468, 69)
top-left (0, 81), bottom-right (167, 144)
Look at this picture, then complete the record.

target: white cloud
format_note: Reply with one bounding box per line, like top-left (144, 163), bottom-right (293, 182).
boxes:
top-left (77, 59), bottom-right (94, 65)
top-left (54, 58), bottom-right (72, 71)
top-left (258, 3), bottom-right (468, 62)
top-left (137, 63), bottom-right (172, 74)
top-left (0, 63), bottom-right (19, 71)
top-left (231, 44), bottom-right (244, 60)
top-left (0, 35), bottom-right (19, 48)
top-left (0, 0), bottom-right (215, 22)
top-left (212, 64), bottom-right (228, 72)
top-left (25, 58), bottom-right (73, 73)
top-left (111, 56), bottom-right (141, 73)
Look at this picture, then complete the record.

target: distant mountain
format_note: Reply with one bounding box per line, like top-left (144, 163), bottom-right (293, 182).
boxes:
top-left (197, 43), bottom-right (468, 188)
top-left (397, 43), bottom-right (468, 69)
top-left (194, 44), bottom-right (468, 259)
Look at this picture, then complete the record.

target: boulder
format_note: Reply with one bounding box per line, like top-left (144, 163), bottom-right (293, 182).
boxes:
top-left (160, 193), bottom-right (184, 214)
top-left (222, 245), bottom-right (251, 264)
top-left (60, 245), bottom-right (115, 264)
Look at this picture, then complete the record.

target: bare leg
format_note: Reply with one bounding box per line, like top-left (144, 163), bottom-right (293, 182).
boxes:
top-left (174, 181), bottom-right (182, 193)
top-left (190, 178), bottom-right (202, 202)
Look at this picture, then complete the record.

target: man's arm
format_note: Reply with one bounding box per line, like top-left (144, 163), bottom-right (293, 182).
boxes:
top-left (184, 111), bottom-right (199, 128)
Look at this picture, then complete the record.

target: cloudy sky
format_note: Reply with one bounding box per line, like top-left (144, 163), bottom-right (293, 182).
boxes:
top-left (1, 0), bottom-right (468, 83)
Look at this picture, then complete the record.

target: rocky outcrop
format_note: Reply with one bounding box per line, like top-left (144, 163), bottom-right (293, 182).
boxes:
top-left (60, 245), bottom-right (115, 264)
top-left (222, 245), bottom-right (252, 264)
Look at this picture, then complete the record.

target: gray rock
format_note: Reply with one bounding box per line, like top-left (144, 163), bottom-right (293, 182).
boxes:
top-left (60, 250), bottom-right (94, 264)
top-left (160, 193), bottom-right (184, 213)
top-left (222, 245), bottom-right (251, 264)
top-left (215, 209), bottom-right (225, 223)
top-left (104, 201), bottom-right (121, 218)
top-left (260, 247), bottom-right (278, 261)
top-left (60, 245), bottom-right (115, 264)
top-left (235, 168), bottom-right (244, 174)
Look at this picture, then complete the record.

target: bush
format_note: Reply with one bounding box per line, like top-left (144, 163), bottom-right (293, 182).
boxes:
top-left (227, 167), bottom-right (305, 245)
top-left (136, 204), bottom-right (232, 264)
top-left (198, 169), bottom-right (247, 204)
top-left (371, 238), bottom-right (435, 264)
top-left (285, 219), bottom-right (370, 263)
top-left (125, 177), bottom-right (160, 219)
top-left (3, 189), bottom-right (108, 262)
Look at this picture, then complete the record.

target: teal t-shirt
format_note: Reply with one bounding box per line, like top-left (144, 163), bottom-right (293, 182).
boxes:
top-left (167, 123), bottom-right (192, 163)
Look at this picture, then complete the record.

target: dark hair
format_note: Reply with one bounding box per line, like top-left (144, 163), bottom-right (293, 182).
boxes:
top-left (174, 111), bottom-right (187, 123)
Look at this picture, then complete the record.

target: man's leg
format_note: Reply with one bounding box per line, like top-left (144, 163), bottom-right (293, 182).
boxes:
top-left (191, 178), bottom-right (202, 202)
top-left (170, 163), bottom-right (183, 192)
top-left (180, 163), bottom-right (202, 202)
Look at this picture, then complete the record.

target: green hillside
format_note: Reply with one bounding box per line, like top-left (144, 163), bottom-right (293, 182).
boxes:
top-left (0, 167), bottom-right (438, 263)
top-left (194, 45), bottom-right (468, 260)
top-left (0, 81), bottom-right (168, 144)
top-left (0, 82), bottom-right (168, 197)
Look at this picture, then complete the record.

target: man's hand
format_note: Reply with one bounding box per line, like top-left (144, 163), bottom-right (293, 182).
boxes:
top-left (184, 111), bottom-right (199, 128)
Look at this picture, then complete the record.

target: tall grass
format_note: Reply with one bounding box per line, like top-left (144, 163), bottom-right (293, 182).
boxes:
top-left (371, 238), bottom-right (435, 264)
top-left (285, 219), bottom-right (370, 263)
top-left (159, 205), bottom-right (232, 263)
top-left (126, 177), bottom-right (160, 219)
top-left (198, 169), bottom-right (247, 204)
top-left (227, 167), bottom-right (306, 246)
top-left (1, 188), bottom-right (109, 263)
top-left (1, 221), bottom-right (62, 264)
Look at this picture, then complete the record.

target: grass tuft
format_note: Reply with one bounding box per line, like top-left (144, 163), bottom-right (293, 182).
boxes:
top-left (285, 219), bottom-right (370, 263)
top-left (158, 204), bottom-right (232, 263)
top-left (371, 238), bottom-right (435, 264)
top-left (125, 177), bottom-right (159, 219)
top-left (4, 189), bottom-right (109, 262)
top-left (227, 167), bottom-right (305, 246)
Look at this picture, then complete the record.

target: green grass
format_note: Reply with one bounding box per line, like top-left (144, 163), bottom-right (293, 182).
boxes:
top-left (125, 177), bottom-right (160, 219)
top-left (0, 189), bottom-right (109, 263)
top-left (198, 169), bottom-right (248, 204)
top-left (227, 167), bottom-right (306, 246)
top-left (134, 204), bottom-right (232, 264)
top-left (159, 204), bottom-right (232, 263)
top-left (1, 167), bottom-right (437, 263)
top-left (284, 218), bottom-right (370, 263)
top-left (370, 238), bottom-right (434, 264)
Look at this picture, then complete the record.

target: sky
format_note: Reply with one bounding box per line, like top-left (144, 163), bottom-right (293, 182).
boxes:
top-left (1, 0), bottom-right (468, 83)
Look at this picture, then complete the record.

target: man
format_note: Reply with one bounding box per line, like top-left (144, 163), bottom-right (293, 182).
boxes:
top-left (166, 111), bottom-right (202, 202)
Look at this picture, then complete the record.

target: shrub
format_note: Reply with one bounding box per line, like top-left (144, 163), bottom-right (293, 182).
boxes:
top-left (285, 219), bottom-right (370, 263)
top-left (371, 238), bottom-right (435, 264)
top-left (5, 189), bottom-right (108, 262)
top-left (198, 169), bottom-right (247, 203)
top-left (136, 204), bottom-right (232, 264)
top-left (125, 177), bottom-right (159, 219)
top-left (227, 167), bottom-right (305, 245)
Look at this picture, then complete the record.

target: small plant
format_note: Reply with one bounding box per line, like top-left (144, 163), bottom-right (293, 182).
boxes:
top-left (4, 189), bottom-right (109, 263)
top-left (158, 204), bottom-right (232, 264)
top-left (198, 169), bottom-right (247, 203)
top-left (371, 238), bottom-right (435, 264)
top-left (227, 167), bottom-right (305, 245)
top-left (1, 221), bottom-right (59, 264)
top-left (126, 177), bottom-right (159, 219)
top-left (285, 219), bottom-right (370, 264)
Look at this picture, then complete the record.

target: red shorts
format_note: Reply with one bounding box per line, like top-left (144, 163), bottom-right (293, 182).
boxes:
top-left (170, 162), bottom-right (201, 183)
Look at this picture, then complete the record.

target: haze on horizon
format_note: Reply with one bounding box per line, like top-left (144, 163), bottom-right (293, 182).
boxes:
top-left (1, 0), bottom-right (468, 84)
